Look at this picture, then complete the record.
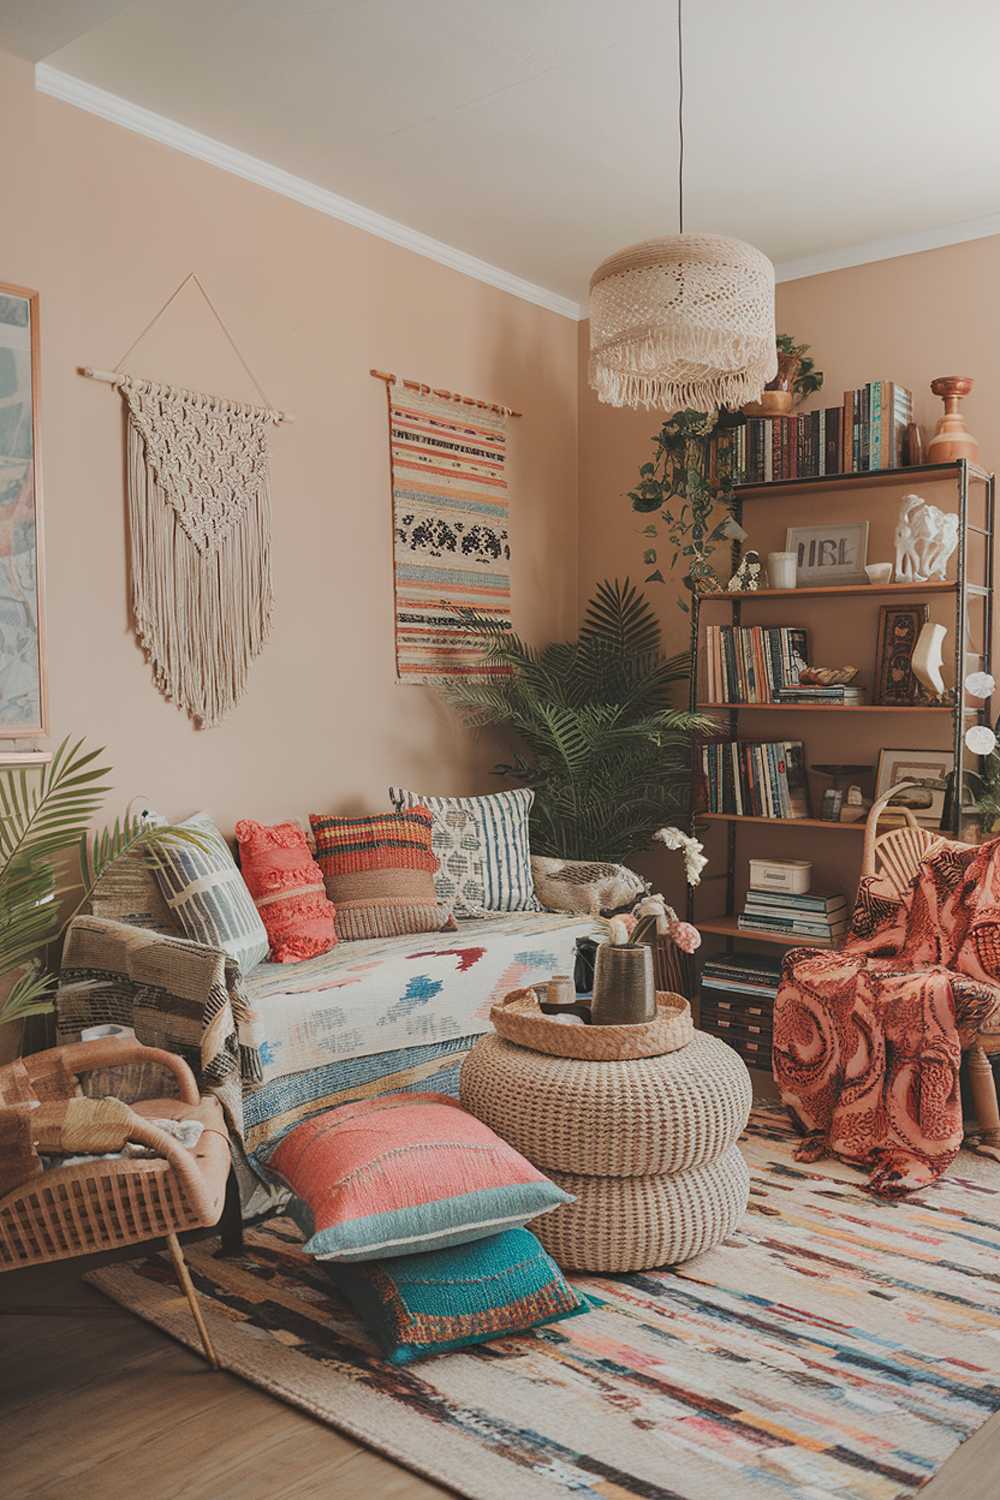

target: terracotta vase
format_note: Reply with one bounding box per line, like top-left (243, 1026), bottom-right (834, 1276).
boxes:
top-left (927, 376), bottom-right (979, 464)
top-left (742, 351), bottom-right (799, 418)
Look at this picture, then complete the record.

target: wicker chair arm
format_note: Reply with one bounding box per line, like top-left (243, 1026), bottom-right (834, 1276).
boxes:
top-left (31, 1038), bottom-right (200, 1104)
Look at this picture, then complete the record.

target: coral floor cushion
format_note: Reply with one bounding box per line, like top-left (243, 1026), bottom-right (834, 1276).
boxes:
top-left (325, 1227), bottom-right (590, 1365)
top-left (234, 819), bottom-right (336, 963)
top-left (267, 1094), bottom-right (572, 1262)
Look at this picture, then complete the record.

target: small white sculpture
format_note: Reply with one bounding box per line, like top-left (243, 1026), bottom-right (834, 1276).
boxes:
top-left (911, 621), bottom-right (947, 699)
top-left (894, 494), bottom-right (960, 582)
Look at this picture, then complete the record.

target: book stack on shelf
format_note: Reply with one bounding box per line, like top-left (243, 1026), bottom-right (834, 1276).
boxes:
top-left (706, 625), bottom-right (808, 702)
top-left (701, 740), bottom-right (809, 819)
top-left (739, 888), bottom-right (849, 945)
top-left (699, 951), bottom-right (781, 1069)
top-left (776, 681), bottom-right (865, 706)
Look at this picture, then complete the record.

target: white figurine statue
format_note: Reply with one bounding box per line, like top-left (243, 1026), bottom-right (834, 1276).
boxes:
top-left (894, 494), bottom-right (959, 582)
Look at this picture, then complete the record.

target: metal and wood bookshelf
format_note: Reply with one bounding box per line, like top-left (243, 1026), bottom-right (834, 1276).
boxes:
top-left (686, 459), bottom-right (995, 980)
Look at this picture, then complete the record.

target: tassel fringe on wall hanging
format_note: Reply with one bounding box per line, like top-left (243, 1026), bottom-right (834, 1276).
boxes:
top-left (80, 272), bottom-right (294, 728)
top-left (120, 377), bottom-right (281, 728)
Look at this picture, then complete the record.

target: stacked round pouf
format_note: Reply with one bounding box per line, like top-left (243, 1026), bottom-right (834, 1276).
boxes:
top-left (460, 1024), bottom-right (752, 1273)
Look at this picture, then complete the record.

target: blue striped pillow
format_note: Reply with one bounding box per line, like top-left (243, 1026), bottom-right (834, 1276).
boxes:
top-left (388, 786), bottom-right (539, 915)
top-left (147, 813), bottom-right (269, 973)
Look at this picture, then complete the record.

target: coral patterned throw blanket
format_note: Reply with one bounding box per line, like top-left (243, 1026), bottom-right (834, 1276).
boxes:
top-left (773, 837), bottom-right (1000, 1195)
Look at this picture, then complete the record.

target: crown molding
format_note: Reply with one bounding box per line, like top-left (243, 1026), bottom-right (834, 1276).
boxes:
top-left (775, 214), bottom-right (1000, 283)
top-left (34, 63), bottom-right (583, 321)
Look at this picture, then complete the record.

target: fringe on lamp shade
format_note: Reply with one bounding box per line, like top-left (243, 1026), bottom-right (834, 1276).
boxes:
top-left (588, 234), bottom-right (777, 412)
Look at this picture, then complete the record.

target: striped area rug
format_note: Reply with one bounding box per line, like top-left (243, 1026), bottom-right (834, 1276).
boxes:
top-left (87, 1108), bottom-right (1000, 1499)
top-left (386, 383), bottom-right (511, 682)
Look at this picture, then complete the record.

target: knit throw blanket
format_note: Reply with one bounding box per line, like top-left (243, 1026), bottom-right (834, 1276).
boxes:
top-left (774, 837), bottom-right (1000, 1195)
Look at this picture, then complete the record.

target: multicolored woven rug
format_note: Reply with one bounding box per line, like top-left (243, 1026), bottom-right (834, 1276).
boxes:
top-left (385, 382), bottom-right (511, 682)
top-left (87, 1109), bottom-right (1000, 1499)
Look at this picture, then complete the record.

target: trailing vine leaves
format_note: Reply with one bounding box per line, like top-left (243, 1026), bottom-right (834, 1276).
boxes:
top-left (628, 408), bottom-right (743, 609)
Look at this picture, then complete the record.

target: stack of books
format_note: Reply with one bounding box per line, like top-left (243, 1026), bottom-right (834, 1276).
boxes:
top-left (701, 740), bottom-right (808, 819)
top-left (739, 889), bottom-right (849, 944)
top-left (699, 951), bottom-right (782, 1068)
top-left (841, 380), bottom-right (912, 471)
top-left (775, 682), bottom-right (865, 706)
top-left (706, 625), bottom-right (808, 702)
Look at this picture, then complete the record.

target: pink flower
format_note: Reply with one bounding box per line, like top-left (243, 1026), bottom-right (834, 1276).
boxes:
top-left (670, 920), bottom-right (702, 954)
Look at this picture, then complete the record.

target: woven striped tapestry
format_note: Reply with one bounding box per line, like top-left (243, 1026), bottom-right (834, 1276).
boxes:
top-left (385, 383), bottom-right (511, 682)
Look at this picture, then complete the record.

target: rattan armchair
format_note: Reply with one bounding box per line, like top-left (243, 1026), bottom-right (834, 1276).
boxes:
top-left (0, 1036), bottom-right (233, 1366)
top-left (862, 784), bottom-right (1000, 1156)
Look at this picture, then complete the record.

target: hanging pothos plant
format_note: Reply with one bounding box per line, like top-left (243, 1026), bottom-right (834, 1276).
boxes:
top-left (628, 408), bottom-right (744, 609)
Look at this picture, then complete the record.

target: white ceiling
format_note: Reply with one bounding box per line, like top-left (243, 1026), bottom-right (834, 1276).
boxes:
top-left (8, 1), bottom-right (1000, 310)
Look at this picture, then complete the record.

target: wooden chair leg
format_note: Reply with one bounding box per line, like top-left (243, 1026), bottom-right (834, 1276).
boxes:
top-left (165, 1231), bottom-right (220, 1369)
top-left (966, 1044), bottom-right (1000, 1151)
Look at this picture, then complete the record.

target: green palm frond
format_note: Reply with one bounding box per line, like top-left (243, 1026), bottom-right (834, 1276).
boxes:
top-left (440, 579), bottom-right (704, 862)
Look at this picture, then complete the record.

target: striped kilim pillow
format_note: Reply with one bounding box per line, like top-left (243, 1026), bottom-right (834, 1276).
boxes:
top-left (388, 786), bottom-right (539, 916)
top-left (268, 1093), bottom-right (572, 1262)
top-left (309, 805), bottom-right (447, 941)
top-left (147, 813), bottom-right (269, 973)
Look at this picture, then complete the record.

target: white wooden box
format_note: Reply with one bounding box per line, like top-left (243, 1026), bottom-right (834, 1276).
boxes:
top-left (748, 858), bottom-right (812, 895)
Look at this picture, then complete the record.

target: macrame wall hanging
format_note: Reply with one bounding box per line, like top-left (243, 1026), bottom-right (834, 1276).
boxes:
top-left (81, 274), bottom-right (292, 728)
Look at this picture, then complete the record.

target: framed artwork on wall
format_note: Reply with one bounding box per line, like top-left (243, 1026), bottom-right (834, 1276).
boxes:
top-left (875, 747), bottom-right (954, 828)
top-left (785, 521), bottom-right (869, 585)
top-left (873, 602), bottom-right (929, 705)
top-left (0, 283), bottom-right (46, 736)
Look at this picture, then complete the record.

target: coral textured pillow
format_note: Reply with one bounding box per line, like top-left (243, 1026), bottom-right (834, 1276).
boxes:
top-left (326, 1227), bottom-right (589, 1364)
top-left (309, 805), bottom-right (447, 941)
top-left (234, 820), bottom-right (336, 964)
top-left (267, 1093), bottom-right (572, 1261)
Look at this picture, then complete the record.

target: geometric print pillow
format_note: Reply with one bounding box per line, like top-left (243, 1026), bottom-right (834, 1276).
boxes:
top-left (388, 786), bottom-right (540, 917)
top-left (147, 812), bottom-right (270, 974)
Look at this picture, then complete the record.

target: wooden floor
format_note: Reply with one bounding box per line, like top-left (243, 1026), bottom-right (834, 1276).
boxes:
top-left (1, 1251), bottom-right (998, 1500)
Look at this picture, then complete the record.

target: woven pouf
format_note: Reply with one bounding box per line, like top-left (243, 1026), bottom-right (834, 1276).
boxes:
top-left (536, 1144), bottom-right (751, 1273)
top-left (460, 1030), bottom-right (751, 1178)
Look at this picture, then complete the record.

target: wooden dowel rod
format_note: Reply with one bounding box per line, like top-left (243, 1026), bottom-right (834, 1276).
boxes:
top-left (77, 366), bottom-right (295, 423)
top-left (370, 367), bottom-right (521, 418)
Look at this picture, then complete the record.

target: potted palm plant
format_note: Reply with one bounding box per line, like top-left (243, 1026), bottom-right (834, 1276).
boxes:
top-left (0, 737), bottom-right (198, 1057)
top-left (443, 579), bottom-right (713, 863)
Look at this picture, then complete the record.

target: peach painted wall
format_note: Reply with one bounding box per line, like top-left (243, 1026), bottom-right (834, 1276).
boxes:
top-left (0, 48), bottom-right (580, 831)
top-left (578, 237), bottom-right (1000, 908)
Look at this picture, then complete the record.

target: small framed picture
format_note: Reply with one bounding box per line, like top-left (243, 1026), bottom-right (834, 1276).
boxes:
top-left (873, 602), bottom-right (930, 705)
top-left (785, 521), bottom-right (869, 585)
top-left (875, 748), bottom-right (954, 828)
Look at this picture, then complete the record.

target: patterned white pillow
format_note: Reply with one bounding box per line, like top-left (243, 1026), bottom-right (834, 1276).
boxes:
top-left (147, 812), bottom-right (269, 973)
top-left (388, 787), bottom-right (539, 917)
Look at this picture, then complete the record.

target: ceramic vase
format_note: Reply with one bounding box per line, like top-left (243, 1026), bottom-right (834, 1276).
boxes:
top-left (927, 377), bottom-right (979, 464)
top-left (591, 942), bottom-right (655, 1025)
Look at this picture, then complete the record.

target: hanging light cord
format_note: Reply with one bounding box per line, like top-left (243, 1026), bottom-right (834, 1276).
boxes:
top-left (677, 0), bottom-right (685, 234)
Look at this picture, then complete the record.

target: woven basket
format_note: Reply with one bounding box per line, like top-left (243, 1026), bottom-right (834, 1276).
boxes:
top-left (534, 1144), bottom-right (751, 1273)
top-left (490, 987), bottom-right (693, 1060)
top-left (460, 1030), bottom-right (751, 1178)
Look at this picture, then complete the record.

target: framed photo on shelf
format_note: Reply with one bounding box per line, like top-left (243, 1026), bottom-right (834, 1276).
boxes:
top-left (875, 747), bottom-right (954, 828)
top-left (0, 283), bottom-right (46, 737)
top-left (785, 521), bottom-right (869, 586)
top-left (873, 602), bottom-right (929, 705)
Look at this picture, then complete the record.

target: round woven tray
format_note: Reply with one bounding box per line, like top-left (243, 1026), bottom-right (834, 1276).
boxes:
top-left (460, 1030), bottom-right (752, 1178)
top-left (534, 1144), bottom-right (751, 1273)
top-left (491, 986), bottom-right (693, 1060)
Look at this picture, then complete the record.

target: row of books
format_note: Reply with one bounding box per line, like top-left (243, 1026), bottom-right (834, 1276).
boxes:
top-left (705, 625), bottom-right (808, 703)
top-left (842, 380), bottom-right (912, 473)
top-left (701, 740), bottom-right (808, 819)
top-left (704, 379), bottom-right (913, 486)
top-left (739, 888), bottom-right (848, 942)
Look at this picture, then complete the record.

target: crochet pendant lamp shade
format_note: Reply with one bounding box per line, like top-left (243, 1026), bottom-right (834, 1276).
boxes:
top-left (588, 234), bottom-right (777, 412)
top-left (587, 0), bottom-right (777, 412)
